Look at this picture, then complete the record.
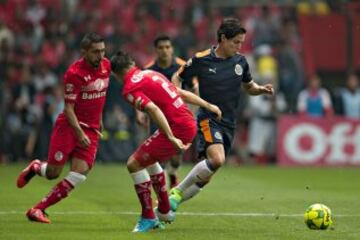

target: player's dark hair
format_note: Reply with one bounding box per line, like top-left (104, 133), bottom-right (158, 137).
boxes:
top-left (153, 34), bottom-right (172, 47)
top-left (217, 18), bottom-right (246, 43)
top-left (80, 33), bottom-right (104, 50)
top-left (111, 50), bottom-right (134, 74)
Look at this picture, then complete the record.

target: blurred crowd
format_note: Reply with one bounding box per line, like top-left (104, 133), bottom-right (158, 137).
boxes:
top-left (0, 0), bottom-right (359, 164)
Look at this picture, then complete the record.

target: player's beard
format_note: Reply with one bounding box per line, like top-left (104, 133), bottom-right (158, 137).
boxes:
top-left (91, 59), bottom-right (101, 68)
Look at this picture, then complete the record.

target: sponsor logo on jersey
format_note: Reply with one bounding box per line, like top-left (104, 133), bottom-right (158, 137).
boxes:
top-left (64, 93), bottom-right (77, 100)
top-left (65, 83), bottom-right (74, 92)
top-left (209, 67), bottom-right (216, 74)
top-left (54, 151), bottom-right (64, 161)
top-left (84, 75), bottom-right (91, 82)
top-left (81, 78), bottom-right (109, 92)
top-left (81, 91), bottom-right (106, 100)
top-left (235, 64), bottom-right (243, 76)
top-left (214, 131), bottom-right (222, 140)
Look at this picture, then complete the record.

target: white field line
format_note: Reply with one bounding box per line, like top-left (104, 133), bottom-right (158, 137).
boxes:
top-left (0, 210), bottom-right (358, 217)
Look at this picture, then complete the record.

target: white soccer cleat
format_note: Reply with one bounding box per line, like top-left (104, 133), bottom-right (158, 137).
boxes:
top-left (154, 207), bottom-right (176, 224)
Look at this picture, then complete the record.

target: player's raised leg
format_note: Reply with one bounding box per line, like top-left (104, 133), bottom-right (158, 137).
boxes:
top-left (26, 158), bottom-right (88, 223)
top-left (16, 159), bottom-right (48, 188)
top-left (170, 144), bottom-right (224, 211)
top-left (25, 163), bottom-right (64, 223)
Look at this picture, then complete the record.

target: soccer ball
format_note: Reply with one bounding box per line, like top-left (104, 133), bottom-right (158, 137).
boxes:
top-left (304, 203), bottom-right (333, 230)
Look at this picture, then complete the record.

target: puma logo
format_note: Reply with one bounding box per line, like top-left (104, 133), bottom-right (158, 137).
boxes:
top-left (209, 68), bottom-right (216, 74)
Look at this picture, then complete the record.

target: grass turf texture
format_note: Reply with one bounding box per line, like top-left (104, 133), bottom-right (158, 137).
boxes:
top-left (1, 164), bottom-right (359, 240)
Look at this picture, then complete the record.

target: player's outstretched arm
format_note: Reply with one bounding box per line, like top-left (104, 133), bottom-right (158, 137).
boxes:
top-left (144, 102), bottom-right (190, 151)
top-left (243, 80), bottom-right (274, 96)
top-left (176, 88), bottom-right (222, 120)
top-left (64, 102), bottom-right (91, 147)
top-left (171, 73), bottom-right (182, 88)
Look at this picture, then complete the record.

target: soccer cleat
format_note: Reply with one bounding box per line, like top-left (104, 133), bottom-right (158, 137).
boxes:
top-left (154, 207), bottom-right (176, 223)
top-left (132, 217), bottom-right (165, 233)
top-left (17, 159), bottom-right (41, 188)
top-left (26, 208), bottom-right (51, 224)
top-left (169, 188), bottom-right (183, 212)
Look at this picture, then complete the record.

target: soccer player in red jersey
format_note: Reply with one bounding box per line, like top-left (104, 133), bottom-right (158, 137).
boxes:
top-left (110, 50), bottom-right (221, 232)
top-left (16, 33), bottom-right (111, 224)
top-left (140, 35), bottom-right (198, 188)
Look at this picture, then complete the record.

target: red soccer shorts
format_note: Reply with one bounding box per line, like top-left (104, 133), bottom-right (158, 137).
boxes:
top-left (133, 122), bottom-right (197, 167)
top-left (47, 121), bottom-right (99, 168)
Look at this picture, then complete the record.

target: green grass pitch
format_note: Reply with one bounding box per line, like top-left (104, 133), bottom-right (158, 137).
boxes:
top-left (1, 163), bottom-right (359, 240)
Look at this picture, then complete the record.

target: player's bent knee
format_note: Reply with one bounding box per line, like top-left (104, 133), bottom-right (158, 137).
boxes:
top-left (208, 155), bottom-right (225, 170)
top-left (46, 174), bottom-right (59, 180)
top-left (127, 156), bottom-right (141, 173)
top-left (126, 157), bottom-right (134, 171)
top-left (45, 167), bottom-right (62, 180)
top-left (206, 145), bottom-right (226, 170)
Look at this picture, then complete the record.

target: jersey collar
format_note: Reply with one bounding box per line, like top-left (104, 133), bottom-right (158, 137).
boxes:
top-left (80, 57), bottom-right (106, 73)
top-left (210, 46), bottom-right (217, 57)
top-left (154, 57), bottom-right (176, 69)
top-left (211, 45), bottom-right (237, 60)
top-left (210, 46), bottom-right (227, 60)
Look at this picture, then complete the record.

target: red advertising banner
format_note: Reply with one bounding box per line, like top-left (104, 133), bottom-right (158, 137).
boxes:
top-left (277, 115), bottom-right (360, 166)
top-left (298, 14), bottom-right (347, 76)
top-left (353, 13), bottom-right (360, 70)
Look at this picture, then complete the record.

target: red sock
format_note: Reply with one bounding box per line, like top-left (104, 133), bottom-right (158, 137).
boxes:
top-left (150, 172), bottom-right (170, 214)
top-left (134, 181), bottom-right (155, 219)
top-left (35, 179), bottom-right (74, 210)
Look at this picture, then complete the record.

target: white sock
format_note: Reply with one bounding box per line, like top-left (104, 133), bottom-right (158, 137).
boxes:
top-left (177, 160), bottom-right (213, 192)
top-left (131, 169), bottom-right (150, 184)
top-left (40, 162), bottom-right (48, 177)
top-left (182, 184), bottom-right (202, 202)
top-left (65, 171), bottom-right (87, 186)
top-left (146, 162), bottom-right (163, 176)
